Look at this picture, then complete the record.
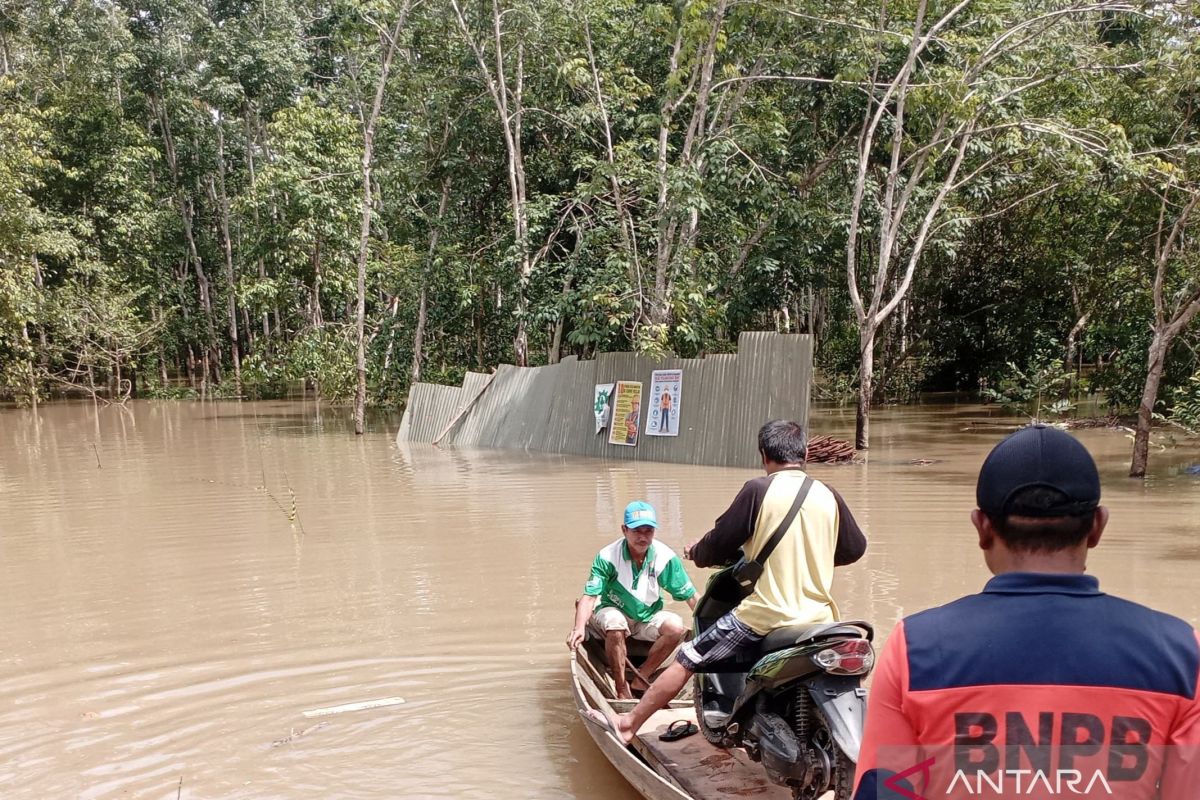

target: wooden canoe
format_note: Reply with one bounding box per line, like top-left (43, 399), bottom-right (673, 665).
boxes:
top-left (570, 644), bottom-right (794, 800)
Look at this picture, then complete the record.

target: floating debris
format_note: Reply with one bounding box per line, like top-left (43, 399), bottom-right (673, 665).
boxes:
top-left (301, 696), bottom-right (406, 718)
top-left (271, 721), bottom-right (328, 747)
top-left (1063, 415), bottom-right (1127, 430)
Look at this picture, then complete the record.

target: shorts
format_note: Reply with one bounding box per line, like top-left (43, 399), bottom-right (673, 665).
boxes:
top-left (588, 606), bottom-right (683, 642)
top-left (676, 611), bottom-right (763, 671)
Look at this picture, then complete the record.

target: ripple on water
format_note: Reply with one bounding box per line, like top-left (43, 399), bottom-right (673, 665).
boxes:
top-left (0, 400), bottom-right (1195, 798)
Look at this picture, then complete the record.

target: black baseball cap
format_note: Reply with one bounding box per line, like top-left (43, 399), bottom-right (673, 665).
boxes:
top-left (976, 424), bottom-right (1101, 518)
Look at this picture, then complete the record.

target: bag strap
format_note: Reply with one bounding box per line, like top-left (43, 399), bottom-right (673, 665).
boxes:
top-left (750, 475), bottom-right (814, 567)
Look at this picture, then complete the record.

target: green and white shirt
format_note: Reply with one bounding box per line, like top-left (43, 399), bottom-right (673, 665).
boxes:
top-left (583, 540), bottom-right (696, 622)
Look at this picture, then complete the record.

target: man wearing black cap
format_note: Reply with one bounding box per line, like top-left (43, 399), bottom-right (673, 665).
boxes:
top-left (854, 424), bottom-right (1200, 800)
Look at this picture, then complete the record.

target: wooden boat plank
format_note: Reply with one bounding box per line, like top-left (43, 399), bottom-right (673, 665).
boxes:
top-left (636, 708), bottom-right (791, 800)
top-left (573, 650), bottom-right (804, 800)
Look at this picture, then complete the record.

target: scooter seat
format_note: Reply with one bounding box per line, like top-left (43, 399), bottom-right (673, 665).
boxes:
top-left (761, 620), bottom-right (873, 652)
top-left (692, 620), bottom-right (873, 673)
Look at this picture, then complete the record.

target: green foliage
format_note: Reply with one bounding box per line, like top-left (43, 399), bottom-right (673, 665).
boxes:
top-left (1165, 373), bottom-right (1200, 435)
top-left (285, 327), bottom-right (357, 402)
top-left (983, 356), bottom-right (1077, 421)
top-left (0, 0), bottom-right (1197, 432)
top-left (239, 351), bottom-right (291, 400)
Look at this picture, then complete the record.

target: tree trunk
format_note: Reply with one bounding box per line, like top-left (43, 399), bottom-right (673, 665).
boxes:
top-left (1130, 330), bottom-right (1171, 478)
top-left (0, 26), bottom-right (10, 76)
top-left (185, 346), bottom-right (194, 389)
top-left (1065, 299), bottom-right (1091, 372)
top-left (411, 177), bottom-right (451, 385)
top-left (381, 297), bottom-right (399, 375)
top-left (650, 25), bottom-right (685, 329)
top-left (450, 0), bottom-right (530, 366)
top-left (211, 121), bottom-right (242, 393)
top-left (156, 96), bottom-right (219, 384)
top-left (475, 292), bottom-right (486, 369)
top-left (411, 285), bottom-right (428, 383)
top-left (200, 350), bottom-right (210, 399)
top-left (21, 322), bottom-right (37, 409)
top-left (856, 326), bottom-right (876, 451)
top-left (311, 240), bottom-right (324, 327)
top-left (242, 307), bottom-right (254, 352)
top-left (353, 153), bottom-right (373, 434)
top-left (353, 8), bottom-right (409, 435)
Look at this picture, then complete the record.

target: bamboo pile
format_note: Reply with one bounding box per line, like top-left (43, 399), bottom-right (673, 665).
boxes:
top-left (807, 434), bottom-right (856, 463)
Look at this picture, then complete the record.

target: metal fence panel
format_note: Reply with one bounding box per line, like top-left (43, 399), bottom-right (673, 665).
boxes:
top-left (397, 332), bottom-right (813, 468)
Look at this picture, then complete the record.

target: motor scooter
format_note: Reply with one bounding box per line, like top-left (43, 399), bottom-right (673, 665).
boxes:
top-left (692, 567), bottom-right (874, 800)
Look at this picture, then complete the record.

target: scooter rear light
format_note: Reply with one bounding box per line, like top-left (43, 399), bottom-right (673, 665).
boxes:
top-left (812, 639), bottom-right (875, 675)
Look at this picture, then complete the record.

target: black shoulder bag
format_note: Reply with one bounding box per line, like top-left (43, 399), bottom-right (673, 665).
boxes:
top-left (729, 475), bottom-right (814, 596)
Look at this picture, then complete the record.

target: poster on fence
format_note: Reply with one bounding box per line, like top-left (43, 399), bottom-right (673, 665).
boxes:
top-left (593, 383), bottom-right (615, 434)
top-left (608, 381), bottom-right (643, 446)
top-left (646, 370), bottom-right (683, 437)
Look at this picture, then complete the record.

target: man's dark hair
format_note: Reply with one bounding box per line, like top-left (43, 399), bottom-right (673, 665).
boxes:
top-left (758, 419), bottom-right (807, 465)
top-left (987, 486), bottom-right (1095, 552)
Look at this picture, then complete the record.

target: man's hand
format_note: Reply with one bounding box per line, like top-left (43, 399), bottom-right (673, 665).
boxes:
top-left (567, 628), bottom-right (586, 651)
top-left (683, 541), bottom-right (696, 561)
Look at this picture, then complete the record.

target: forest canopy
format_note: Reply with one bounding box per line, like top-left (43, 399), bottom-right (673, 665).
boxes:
top-left (1, 0), bottom-right (1198, 473)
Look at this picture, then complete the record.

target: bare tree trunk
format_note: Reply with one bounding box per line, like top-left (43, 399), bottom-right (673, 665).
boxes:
top-left (411, 286), bottom-right (428, 383)
top-left (21, 322), bottom-right (37, 409)
top-left (550, 321), bottom-right (564, 364)
top-left (186, 344), bottom-right (197, 389)
top-left (157, 95), bottom-right (220, 384)
top-left (650, 25), bottom-right (685, 328)
top-left (242, 307), bottom-right (254, 351)
top-left (1065, 310), bottom-right (1091, 372)
top-left (200, 350), bottom-right (210, 399)
top-left (451, 0), bottom-right (532, 366)
top-left (31, 255), bottom-right (47, 357)
top-left (583, 16), bottom-right (643, 311)
top-left (1130, 331), bottom-right (1169, 478)
top-left (354, 5), bottom-right (411, 435)
top-left (475, 293), bottom-right (486, 369)
top-left (412, 177), bottom-right (451, 385)
top-left (245, 101), bottom-right (272, 342)
top-left (210, 120), bottom-right (241, 393)
top-left (311, 240), bottom-right (324, 327)
top-left (382, 297), bottom-right (400, 374)
top-left (856, 326), bottom-right (875, 450)
top-left (0, 26), bottom-right (11, 76)
top-left (1131, 193), bottom-right (1200, 476)
top-left (549, 275), bottom-right (572, 364)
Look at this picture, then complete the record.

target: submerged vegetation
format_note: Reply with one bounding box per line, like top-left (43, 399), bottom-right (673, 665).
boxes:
top-left (0, 0), bottom-right (1198, 474)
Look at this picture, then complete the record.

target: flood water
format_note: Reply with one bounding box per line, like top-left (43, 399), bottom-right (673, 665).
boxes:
top-left (1, 399), bottom-right (1198, 799)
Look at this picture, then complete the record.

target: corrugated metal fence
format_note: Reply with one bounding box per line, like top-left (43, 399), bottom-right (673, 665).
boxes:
top-left (396, 332), bottom-right (812, 469)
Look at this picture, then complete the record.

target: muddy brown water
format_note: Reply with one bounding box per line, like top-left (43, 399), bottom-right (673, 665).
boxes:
top-left (0, 400), bottom-right (1197, 799)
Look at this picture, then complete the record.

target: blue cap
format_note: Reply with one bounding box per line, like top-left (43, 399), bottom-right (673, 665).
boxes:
top-left (623, 501), bottom-right (658, 529)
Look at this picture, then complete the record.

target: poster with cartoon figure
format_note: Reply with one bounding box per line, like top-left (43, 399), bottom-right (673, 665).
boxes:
top-left (646, 370), bottom-right (682, 437)
top-left (593, 383), bottom-right (614, 434)
top-left (608, 381), bottom-right (642, 446)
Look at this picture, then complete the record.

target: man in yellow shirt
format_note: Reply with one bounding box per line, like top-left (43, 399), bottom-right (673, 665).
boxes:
top-left (596, 419), bottom-right (867, 743)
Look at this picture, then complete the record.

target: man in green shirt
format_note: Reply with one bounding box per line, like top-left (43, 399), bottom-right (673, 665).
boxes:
top-left (567, 501), bottom-right (698, 699)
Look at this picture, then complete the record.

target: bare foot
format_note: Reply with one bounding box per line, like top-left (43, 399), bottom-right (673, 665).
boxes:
top-left (612, 712), bottom-right (637, 744)
top-left (585, 708), bottom-right (637, 745)
top-left (616, 685), bottom-right (634, 700)
top-left (631, 675), bottom-right (651, 693)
